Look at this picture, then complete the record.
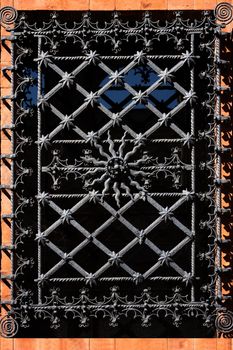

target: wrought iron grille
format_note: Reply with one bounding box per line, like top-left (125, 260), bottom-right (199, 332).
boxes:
top-left (0, 5), bottom-right (232, 337)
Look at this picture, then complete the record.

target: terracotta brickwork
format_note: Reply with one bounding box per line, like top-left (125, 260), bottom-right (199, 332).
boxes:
top-left (0, 0), bottom-right (232, 349)
top-left (7, 0), bottom-right (232, 10)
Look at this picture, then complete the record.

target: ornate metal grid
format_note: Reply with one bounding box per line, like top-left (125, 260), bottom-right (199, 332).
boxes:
top-left (0, 5), bottom-right (232, 337)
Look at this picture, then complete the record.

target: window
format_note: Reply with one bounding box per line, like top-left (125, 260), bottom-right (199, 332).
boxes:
top-left (0, 5), bottom-right (232, 338)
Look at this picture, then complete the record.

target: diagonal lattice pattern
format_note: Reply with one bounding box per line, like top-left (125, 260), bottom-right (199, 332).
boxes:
top-left (38, 50), bottom-right (193, 146)
top-left (37, 192), bottom-right (193, 285)
top-left (36, 43), bottom-right (195, 287)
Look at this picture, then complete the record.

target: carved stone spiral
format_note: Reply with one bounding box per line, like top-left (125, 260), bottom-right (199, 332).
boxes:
top-left (215, 2), bottom-right (233, 25)
top-left (0, 316), bottom-right (19, 338)
top-left (0, 6), bottom-right (18, 26)
top-left (215, 311), bottom-right (233, 333)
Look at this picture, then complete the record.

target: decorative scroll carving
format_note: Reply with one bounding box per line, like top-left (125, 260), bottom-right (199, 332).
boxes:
top-left (0, 6), bottom-right (17, 27)
top-left (215, 2), bottom-right (233, 25)
top-left (215, 311), bottom-right (233, 334)
top-left (0, 316), bottom-right (19, 338)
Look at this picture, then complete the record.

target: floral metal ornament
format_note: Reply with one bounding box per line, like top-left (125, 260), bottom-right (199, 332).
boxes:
top-left (81, 131), bottom-right (149, 206)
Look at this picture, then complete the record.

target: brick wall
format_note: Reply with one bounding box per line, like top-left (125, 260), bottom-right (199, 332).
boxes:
top-left (5, 0), bottom-right (230, 10)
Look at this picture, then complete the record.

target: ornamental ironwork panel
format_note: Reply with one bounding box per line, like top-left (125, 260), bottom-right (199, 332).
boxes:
top-left (0, 6), bottom-right (232, 337)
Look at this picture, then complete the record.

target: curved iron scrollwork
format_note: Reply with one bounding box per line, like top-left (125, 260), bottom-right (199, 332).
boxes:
top-left (0, 5), bottom-right (232, 337)
top-left (215, 311), bottom-right (233, 334)
top-left (0, 6), bottom-right (18, 27)
top-left (214, 2), bottom-right (233, 25)
top-left (0, 316), bottom-right (19, 338)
